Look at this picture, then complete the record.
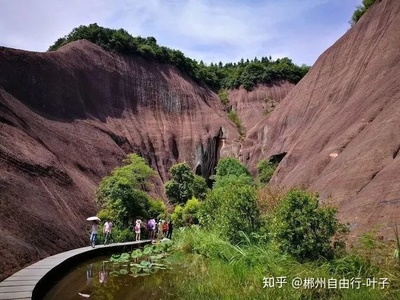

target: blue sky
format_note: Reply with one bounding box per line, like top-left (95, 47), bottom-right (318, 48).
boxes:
top-left (0, 0), bottom-right (362, 66)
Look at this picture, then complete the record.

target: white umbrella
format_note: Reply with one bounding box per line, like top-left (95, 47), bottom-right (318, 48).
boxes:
top-left (86, 216), bottom-right (100, 221)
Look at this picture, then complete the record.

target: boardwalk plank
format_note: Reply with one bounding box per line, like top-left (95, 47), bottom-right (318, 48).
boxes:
top-left (0, 240), bottom-right (151, 299)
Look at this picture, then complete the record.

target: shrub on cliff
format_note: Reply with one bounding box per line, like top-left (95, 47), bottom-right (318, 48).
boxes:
top-left (214, 157), bottom-right (251, 179)
top-left (257, 159), bottom-right (278, 185)
top-left (351, 0), bottom-right (376, 26)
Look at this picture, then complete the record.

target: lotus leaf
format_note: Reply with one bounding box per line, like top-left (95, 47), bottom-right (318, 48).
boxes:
top-left (139, 260), bottom-right (151, 267)
top-left (119, 269), bottom-right (129, 275)
top-left (131, 249), bottom-right (143, 259)
top-left (143, 247), bottom-right (153, 255)
top-left (133, 273), bottom-right (149, 277)
top-left (142, 268), bottom-right (151, 273)
top-left (151, 263), bottom-right (167, 267)
top-left (120, 253), bottom-right (130, 260)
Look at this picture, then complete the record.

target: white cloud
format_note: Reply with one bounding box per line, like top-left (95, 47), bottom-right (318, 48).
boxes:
top-left (0, 0), bottom-right (361, 65)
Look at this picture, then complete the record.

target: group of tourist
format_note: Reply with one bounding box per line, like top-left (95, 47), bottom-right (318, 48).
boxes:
top-left (134, 218), bottom-right (173, 241)
top-left (88, 218), bottom-right (173, 247)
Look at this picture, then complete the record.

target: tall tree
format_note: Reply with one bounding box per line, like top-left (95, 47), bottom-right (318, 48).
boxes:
top-left (96, 154), bottom-right (155, 227)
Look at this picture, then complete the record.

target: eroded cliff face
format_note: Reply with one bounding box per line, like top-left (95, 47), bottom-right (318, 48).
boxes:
top-left (228, 82), bottom-right (294, 134)
top-left (0, 41), bottom-right (243, 279)
top-left (245, 0), bottom-right (400, 240)
top-left (3, 0), bottom-right (397, 280)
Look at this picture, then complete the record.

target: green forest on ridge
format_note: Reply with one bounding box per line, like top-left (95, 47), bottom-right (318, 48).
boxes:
top-left (49, 23), bottom-right (310, 91)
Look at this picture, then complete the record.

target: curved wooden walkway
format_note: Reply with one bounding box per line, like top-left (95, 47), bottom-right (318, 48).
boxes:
top-left (0, 240), bottom-right (151, 300)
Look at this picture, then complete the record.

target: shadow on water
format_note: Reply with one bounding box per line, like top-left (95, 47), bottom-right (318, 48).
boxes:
top-left (43, 253), bottom-right (185, 300)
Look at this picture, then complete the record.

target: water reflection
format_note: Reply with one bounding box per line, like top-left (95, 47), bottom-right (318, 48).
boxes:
top-left (75, 263), bottom-right (108, 298)
top-left (99, 263), bottom-right (108, 285)
top-left (43, 256), bottom-right (177, 300)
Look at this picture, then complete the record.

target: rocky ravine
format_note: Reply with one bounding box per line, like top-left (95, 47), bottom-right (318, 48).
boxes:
top-left (0, 40), bottom-right (292, 280)
top-left (244, 0), bottom-right (400, 240)
top-left (3, 0), bottom-right (398, 281)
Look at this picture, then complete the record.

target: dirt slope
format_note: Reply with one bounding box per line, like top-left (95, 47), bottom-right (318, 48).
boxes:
top-left (0, 41), bottom-right (242, 280)
top-left (245, 0), bottom-right (400, 239)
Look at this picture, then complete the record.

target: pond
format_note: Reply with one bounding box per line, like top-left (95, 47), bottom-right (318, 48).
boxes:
top-left (43, 242), bottom-right (183, 300)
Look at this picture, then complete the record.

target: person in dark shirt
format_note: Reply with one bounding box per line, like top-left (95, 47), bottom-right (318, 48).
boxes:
top-left (166, 220), bottom-right (173, 239)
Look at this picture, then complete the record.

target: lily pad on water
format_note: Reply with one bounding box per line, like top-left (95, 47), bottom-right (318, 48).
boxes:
top-left (119, 269), bottom-right (129, 275)
top-left (110, 252), bottom-right (130, 262)
top-left (130, 266), bottom-right (140, 273)
top-left (131, 273), bottom-right (149, 277)
top-left (149, 254), bottom-right (166, 262)
top-left (139, 260), bottom-right (151, 267)
top-left (120, 253), bottom-right (130, 260)
top-left (152, 263), bottom-right (168, 270)
top-left (131, 249), bottom-right (143, 259)
top-left (143, 246), bottom-right (153, 255)
top-left (142, 268), bottom-right (152, 273)
top-left (110, 254), bottom-right (121, 262)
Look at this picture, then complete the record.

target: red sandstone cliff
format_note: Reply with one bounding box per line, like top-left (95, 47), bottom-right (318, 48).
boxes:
top-left (2, 0), bottom-right (399, 281)
top-left (228, 82), bottom-right (294, 134)
top-left (245, 0), bottom-right (400, 239)
top-left (0, 41), bottom-right (246, 280)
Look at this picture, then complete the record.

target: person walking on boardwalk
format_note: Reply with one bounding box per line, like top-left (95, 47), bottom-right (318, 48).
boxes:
top-left (147, 218), bottom-right (156, 239)
top-left (103, 220), bottom-right (112, 245)
top-left (162, 220), bottom-right (169, 237)
top-left (166, 220), bottom-right (173, 239)
top-left (134, 219), bottom-right (142, 241)
top-left (157, 220), bottom-right (163, 240)
top-left (90, 221), bottom-right (99, 248)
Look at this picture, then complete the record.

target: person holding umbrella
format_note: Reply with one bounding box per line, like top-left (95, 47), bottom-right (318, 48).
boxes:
top-left (87, 216), bottom-right (100, 248)
top-left (90, 221), bottom-right (99, 248)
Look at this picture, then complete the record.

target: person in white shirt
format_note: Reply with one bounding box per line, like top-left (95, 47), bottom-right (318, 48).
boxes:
top-left (103, 220), bottom-right (112, 245)
top-left (134, 219), bottom-right (142, 241)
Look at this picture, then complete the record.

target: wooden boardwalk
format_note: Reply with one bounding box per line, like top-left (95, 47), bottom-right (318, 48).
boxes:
top-left (0, 240), bottom-right (151, 300)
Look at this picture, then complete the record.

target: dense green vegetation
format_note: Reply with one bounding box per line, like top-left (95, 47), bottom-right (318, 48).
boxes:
top-left (95, 154), bottom-right (165, 241)
top-left (92, 154), bottom-right (400, 298)
top-left (227, 110), bottom-right (246, 137)
top-left (171, 197), bottom-right (201, 227)
top-left (272, 190), bottom-right (346, 261)
top-left (201, 158), bottom-right (261, 244)
top-left (170, 227), bottom-right (399, 299)
top-left (165, 163), bottom-right (208, 204)
top-left (351, 0), bottom-right (377, 26)
top-left (48, 23), bottom-right (310, 91)
top-left (257, 159), bottom-right (278, 185)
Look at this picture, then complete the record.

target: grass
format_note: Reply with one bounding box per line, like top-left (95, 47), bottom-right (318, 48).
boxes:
top-left (228, 110), bottom-right (246, 137)
top-left (167, 226), bottom-right (400, 300)
top-left (218, 89), bottom-right (229, 106)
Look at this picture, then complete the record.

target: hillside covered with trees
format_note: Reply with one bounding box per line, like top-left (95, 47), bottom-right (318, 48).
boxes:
top-left (48, 23), bottom-right (310, 91)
